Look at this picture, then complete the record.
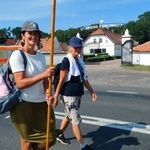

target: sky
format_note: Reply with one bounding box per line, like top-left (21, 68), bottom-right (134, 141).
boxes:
top-left (0, 0), bottom-right (149, 34)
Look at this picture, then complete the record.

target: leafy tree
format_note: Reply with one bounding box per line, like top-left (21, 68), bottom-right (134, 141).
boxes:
top-left (136, 11), bottom-right (150, 43)
top-left (109, 26), bottom-right (125, 35)
top-left (40, 31), bottom-right (50, 38)
top-left (0, 28), bottom-right (10, 44)
top-left (125, 11), bottom-right (150, 44)
top-left (55, 28), bottom-right (80, 44)
top-left (55, 29), bottom-right (65, 43)
top-left (11, 27), bottom-right (21, 40)
top-left (138, 11), bottom-right (150, 20)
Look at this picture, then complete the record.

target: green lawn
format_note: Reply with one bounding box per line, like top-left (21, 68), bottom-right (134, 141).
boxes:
top-left (122, 64), bottom-right (150, 71)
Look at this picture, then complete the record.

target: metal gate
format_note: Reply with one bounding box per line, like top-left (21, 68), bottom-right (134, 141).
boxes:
top-left (121, 40), bottom-right (133, 65)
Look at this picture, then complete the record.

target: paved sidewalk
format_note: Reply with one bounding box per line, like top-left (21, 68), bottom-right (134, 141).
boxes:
top-left (86, 59), bottom-right (150, 88)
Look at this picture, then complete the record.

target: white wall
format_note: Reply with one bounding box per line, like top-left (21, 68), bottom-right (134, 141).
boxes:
top-left (133, 52), bottom-right (150, 66)
top-left (132, 52), bottom-right (140, 65)
top-left (54, 37), bottom-right (62, 52)
top-left (42, 53), bottom-right (66, 66)
top-left (83, 35), bottom-right (121, 56)
top-left (83, 35), bottom-right (100, 55)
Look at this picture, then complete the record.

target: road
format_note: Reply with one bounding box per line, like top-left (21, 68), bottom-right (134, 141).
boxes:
top-left (1, 59), bottom-right (150, 150)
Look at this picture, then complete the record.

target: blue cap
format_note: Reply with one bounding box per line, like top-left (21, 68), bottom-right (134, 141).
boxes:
top-left (69, 37), bottom-right (83, 48)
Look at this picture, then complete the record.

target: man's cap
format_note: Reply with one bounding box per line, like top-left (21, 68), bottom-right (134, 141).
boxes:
top-left (21, 21), bottom-right (40, 32)
top-left (69, 37), bottom-right (83, 48)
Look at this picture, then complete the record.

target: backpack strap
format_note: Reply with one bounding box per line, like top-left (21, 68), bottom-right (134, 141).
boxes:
top-left (18, 50), bottom-right (27, 70)
top-left (9, 50), bottom-right (27, 87)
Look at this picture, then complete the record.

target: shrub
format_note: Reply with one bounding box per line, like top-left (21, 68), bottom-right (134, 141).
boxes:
top-left (85, 53), bottom-right (114, 62)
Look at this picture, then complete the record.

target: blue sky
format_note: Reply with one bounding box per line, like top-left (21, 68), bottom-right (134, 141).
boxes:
top-left (0, 0), bottom-right (149, 33)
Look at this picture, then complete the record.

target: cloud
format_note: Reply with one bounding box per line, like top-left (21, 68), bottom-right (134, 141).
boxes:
top-left (0, 0), bottom-right (67, 21)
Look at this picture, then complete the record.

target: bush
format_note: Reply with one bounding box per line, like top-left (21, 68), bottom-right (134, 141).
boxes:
top-left (85, 53), bottom-right (114, 62)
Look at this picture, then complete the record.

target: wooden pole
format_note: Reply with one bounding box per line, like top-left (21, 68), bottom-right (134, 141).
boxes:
top-left (46, 0), bottom-right (56, 149)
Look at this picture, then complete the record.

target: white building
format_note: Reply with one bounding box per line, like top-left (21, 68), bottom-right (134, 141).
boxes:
top-left (83, 28), bottom-right (122, 57)
top-left (133, 41), bottom-right (150, 66)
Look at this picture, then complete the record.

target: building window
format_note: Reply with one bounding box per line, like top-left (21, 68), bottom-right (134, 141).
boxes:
top-left (90, 49), bottom-right (101, 54)
top-left (93, 38), bottom-right (96, 43)
top-left (99, 38), bottom-right (102, 43)
top-left (90, 49), bottom-right (94, 53)
top-left (95, 49), bottom-right (101, 53)
top-left (101, 48), bottom-right (106, 53)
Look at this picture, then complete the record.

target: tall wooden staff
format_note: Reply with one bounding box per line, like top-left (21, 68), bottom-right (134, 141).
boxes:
top-left (46, 0), bottom-right (56, 149)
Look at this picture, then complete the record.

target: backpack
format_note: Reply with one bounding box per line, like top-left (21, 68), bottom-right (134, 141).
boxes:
top-left (0, 50), bottom-right (27, 114)
top-left (53, 63), bottom-right (61, 91)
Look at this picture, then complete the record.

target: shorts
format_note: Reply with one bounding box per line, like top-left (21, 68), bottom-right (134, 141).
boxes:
top-left (62, 96), bottom-right (82, 125)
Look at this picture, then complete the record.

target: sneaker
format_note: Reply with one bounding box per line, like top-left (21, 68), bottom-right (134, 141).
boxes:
top-left (82, 145), bottom-right (93, 150)
top-left (57, 134), bottom-right (70, 145)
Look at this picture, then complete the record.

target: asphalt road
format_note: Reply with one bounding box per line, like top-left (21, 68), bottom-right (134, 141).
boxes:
top-left (1, 59), bottom-right (150, 150)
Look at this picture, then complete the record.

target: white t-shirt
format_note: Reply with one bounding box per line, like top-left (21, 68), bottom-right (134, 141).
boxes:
top-left (9, 50), bottom-right (46, 103)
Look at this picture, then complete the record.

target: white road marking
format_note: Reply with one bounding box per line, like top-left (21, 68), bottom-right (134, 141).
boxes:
top-left (5, 115), bottom-right (10, 119)
top-left (55, 111), bottom-right (150, 135)
top-left (107, 90), bottom-right (138, 94)
top-left (5, 111), bottom-right (150, 135)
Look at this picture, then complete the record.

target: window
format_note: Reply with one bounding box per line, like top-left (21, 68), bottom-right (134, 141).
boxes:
top-left (99, 38), bottom-right (102, 43)
top-left (101, 48), bottom-right (106, 53)
top-left (93, 38), bottom-right (96, 43)
top-left (95, 49), bottom-right (101, 53)
top-left (90, 49), bottom-right (101, 54)
top-left (90, 49), bottom-right (94, 53)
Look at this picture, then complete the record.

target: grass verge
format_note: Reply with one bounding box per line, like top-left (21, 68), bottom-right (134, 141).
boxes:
top-left (122, 64), bottom-right (150, 71)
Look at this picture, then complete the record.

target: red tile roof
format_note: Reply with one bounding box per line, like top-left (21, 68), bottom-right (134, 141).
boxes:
top-left (133, 41), bottom-right (150, 52)
top-left (5, 39), bottom-right (16, 45)
top-left (60, 42), bottom-right (68, 52)
top-left (40, 38), bottom-right (51, 51)
top-left (15, 38), bottom-right (68, 52)
top-left (15, 38), bottom-right (51, 50)
top-left (90, 28), bottom-right (122, 44)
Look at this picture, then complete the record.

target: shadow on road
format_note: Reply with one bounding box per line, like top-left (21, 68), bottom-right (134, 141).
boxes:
top-left (84, 123), bottom-right (144, 150)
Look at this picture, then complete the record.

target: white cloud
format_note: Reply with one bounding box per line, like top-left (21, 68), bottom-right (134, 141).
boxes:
top-left (0, 0), bottom-right (68, 21)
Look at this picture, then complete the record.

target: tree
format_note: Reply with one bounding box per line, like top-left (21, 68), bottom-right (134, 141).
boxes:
top-left (125, 11), bottom-right (150, 44)
top-left (0, 28), bottom-right (10, 44)
top-left (11, 27), bottom-right (21, 41)
top-left (40, 31), bottom-right (50, 38)
top-left (138, 11), bottom-right (150, 20)
top-left (136, 11), bottom-right (150, 44)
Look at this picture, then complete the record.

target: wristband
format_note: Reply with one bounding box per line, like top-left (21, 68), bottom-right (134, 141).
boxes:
top-left (54, 95), bottom-right (58, 98)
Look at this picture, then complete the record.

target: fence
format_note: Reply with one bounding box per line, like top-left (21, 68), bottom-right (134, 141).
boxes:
top-left (0, 46), bottom-right (66, 67)
top-left (0, 46), bottom-right (21, 65)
